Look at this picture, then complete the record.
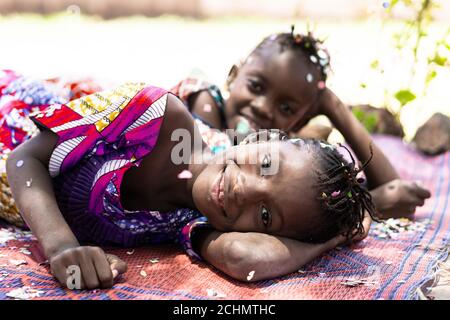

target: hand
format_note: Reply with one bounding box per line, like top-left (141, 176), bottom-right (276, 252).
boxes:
top-left (49, 246), bottom-right (128, 290)
top-left (351, 212), bottom-right (372, 242)
top-left (370, 179), bottom-right (431, 219)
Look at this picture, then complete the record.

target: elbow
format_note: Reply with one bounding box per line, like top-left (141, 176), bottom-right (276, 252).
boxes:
top-left (222, 240), bottom-right (262, 282)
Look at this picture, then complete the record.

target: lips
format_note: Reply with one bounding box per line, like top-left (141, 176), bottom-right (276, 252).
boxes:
top-left (211, 167), bottom-right (226, 215)
top-left (218, 171), bottom-right (225, 209)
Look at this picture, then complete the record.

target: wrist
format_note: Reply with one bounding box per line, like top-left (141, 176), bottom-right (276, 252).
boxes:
top-left (44, 235), bottom-right (79, 260)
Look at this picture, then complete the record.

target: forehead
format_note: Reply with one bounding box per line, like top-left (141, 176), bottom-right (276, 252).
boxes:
top-left (243, 46), bottom-right (320, 102)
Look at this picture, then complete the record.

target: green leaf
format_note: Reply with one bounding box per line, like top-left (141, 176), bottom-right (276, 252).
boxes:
top-left (352, 107), bottom-right (365, 122)
top-left (395, 89), bottom-right (416, 106)
top-left (426, 70), bottom-right (437, 84)
top-left (363, 114), bottom-right (378, 133)
top-left (360, 83), bottom-right (367, 89)
top-left (431, 54), bottom-right (447, 66)
top-left (352, 107), bottom-right (378, 133)
top-left (370, 60), bottom-right (379, 69)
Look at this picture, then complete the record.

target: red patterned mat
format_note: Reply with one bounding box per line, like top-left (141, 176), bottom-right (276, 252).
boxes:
top-left (0, 134), bottom-right (449, 300)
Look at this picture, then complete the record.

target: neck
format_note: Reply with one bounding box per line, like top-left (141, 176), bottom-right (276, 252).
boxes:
top-left (174, 144), bottom-right (213, 210)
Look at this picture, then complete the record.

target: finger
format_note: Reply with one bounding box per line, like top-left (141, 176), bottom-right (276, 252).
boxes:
top-left (412, 182), bottom-right (431, 199)
top-left (405, 205), bottom-right (417, 215)
top-left (91, 248), bottom-right (113, 288)
top-left (106, 254), bottom-right (128, 277)
top-left (77, 248), bottom-right (100, 289)
top-left (406, 181), bottom-right (431, 199)
top-left (50, 259), bottom-right (71, 289)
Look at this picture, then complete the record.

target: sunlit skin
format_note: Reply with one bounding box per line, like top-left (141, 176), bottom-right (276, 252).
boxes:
top-left (224, 46), bottom-right (322, 133)
top-left (192, 141), bottom-right (321, 240)
top-left (190, 43), bottom-right (321, 133)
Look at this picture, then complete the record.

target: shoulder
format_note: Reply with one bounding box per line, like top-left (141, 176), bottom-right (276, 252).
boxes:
top-left (159, 93), bottom-right (196, 138)
top-left (190, 90), bottom-right (223, 130)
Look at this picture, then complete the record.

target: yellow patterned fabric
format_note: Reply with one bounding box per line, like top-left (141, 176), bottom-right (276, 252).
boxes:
top-left (64, 83), bottom-right (147, 132)
top-left (0, 171), bottom-right (24, 227)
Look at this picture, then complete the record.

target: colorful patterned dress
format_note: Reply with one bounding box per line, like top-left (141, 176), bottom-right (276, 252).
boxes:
top-left (0, 70), bottom-right (101, 226)
top-left (0, 74), bottom-right (210, 259)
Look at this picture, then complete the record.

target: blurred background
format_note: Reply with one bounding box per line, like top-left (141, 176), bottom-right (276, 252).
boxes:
top-left (0, 0), bottom-right (449, 141)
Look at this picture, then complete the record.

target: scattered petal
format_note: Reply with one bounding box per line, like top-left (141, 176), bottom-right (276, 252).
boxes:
top-left (140, 270), bottom-right (147, 277)
top-left (247, 270), bottom-right (255, 281)
top-left (177, 170), bottom-right (193, 179)
top-left (10, 259), bottom-right (27, 266)
top-left (317, 81), bottom-right (326, 90)
top-left (16, 160), bottom-right (24, 168)
top-left (331, 191), bottom-right (341, 198)
top-left (26, 179), bottom-right (32, 187)
top-left (310, 55), bottom-right (318, 64)
top-left (19, 248), bottom-right (31, 255)
top-left (126, 249), bottom-right (135, 255)
top-left (341, 278), bottom-right (378, 287)
top-left (206, 288), bottom-right (226, 298)
top-left (149, 258), bottom-right (159, 264)
top-left (306, 73), bottom-right (314, 83)
top-left (203, 103), bottom-right (212, 112)
top-left (6, 286), bottom-right (44, 300)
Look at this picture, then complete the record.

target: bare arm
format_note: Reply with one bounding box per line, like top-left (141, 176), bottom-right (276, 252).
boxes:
top-left (6, 130), bottom-right (127, 289)
top-left (316, 89), bottom-right (432, 218)
top-left (317, 88), bottom-right (399, 189)
top-left (6, 130), bottom-right (80, 258)
top-left (194, 229), bottom-right (344, 282)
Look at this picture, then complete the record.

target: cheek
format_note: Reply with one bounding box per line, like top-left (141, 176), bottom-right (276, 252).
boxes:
top-left (272, 112), bottom-right (293, 130)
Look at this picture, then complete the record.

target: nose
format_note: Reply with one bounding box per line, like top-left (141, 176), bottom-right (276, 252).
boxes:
top-left (232, 171), bottom-right (266, 208)
top-left (251, 96), bottom-right (274, 122)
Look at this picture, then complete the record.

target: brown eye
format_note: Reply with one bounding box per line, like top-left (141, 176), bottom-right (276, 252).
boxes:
top-left (247, 79), bottom-right (263, 94)
top-left (279, 103), bottom-right (294, 116)
top-left (261, 205), bottom-right (271, 227)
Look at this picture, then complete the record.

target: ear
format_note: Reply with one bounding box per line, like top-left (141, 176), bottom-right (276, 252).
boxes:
top-left (225, 59), bottom-right (244, 91)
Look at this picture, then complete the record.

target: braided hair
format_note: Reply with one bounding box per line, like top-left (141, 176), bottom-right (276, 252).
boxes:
top-left (289, 138), bottom-right (378, 243)
top-left (248, 25), bottom-right (331, 84)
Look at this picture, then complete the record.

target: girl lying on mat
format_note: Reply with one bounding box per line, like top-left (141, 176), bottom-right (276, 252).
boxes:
top-left (172, 26), bottom-right (431, 219)
top-left (5, 82), bottom-right (378, 290)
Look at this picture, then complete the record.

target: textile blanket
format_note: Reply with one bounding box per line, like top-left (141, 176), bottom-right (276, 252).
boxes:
top-left (0, 134), bottom-right (448, 300)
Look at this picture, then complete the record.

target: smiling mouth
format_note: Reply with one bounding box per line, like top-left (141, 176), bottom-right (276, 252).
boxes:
top-left (211, 167), bottom-right (226, 216)
top-left (239, 113), bottom-right (261, 130)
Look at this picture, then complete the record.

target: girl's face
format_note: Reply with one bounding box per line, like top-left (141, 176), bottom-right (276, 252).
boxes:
top-left (192, 141), bottom-right (321, 240)
top-left (225, 46), bottom-right (322, 134)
